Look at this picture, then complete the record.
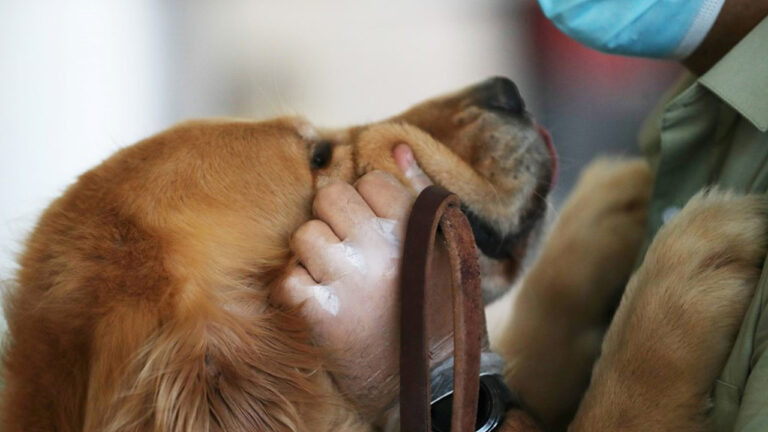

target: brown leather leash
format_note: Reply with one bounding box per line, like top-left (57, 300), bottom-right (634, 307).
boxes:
top-left (399, 185), bottom-right (541, 432)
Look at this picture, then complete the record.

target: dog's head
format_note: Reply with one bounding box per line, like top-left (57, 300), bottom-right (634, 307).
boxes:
top-left (124, 77), bottom-right (555, 302)
top-left (357, 76), bottom-right (557, 301)
top-left (4, 77), bottom-right (555, 431)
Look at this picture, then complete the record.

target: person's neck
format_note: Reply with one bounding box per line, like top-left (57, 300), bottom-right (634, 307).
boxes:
top-left (683, 0), bottom-right (768, 75)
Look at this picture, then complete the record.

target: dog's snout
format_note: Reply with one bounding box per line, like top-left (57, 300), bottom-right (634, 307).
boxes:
top-left (472, 76), bottom-right (525, 116)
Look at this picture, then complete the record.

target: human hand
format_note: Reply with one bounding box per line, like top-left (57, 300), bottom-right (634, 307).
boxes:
top-left (272, 144), bottom-right (453, 420)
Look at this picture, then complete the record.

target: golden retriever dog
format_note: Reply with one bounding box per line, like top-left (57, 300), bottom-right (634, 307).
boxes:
top-left (1, 77), bottom-right (555, 431)
top-left (1, 76), bottom-right (764, 432)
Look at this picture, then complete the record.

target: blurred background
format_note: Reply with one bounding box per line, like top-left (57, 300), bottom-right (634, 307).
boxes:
top-left (0, 1), bottom-right (681, 305)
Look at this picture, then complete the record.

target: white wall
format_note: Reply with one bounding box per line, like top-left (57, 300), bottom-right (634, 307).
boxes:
top-left (0, 1), bottom-right (168, 288)
top-left (167, 0), bottom-right (535, 126)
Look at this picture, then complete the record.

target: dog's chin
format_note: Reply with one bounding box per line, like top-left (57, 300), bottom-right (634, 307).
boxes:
top-left (468, 201), bottom-right (547, 304)
top-left (467, 127), bottom-right (556, 304)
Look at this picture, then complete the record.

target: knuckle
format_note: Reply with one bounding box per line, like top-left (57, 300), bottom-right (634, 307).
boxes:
top-left (285, 265), bottom-right (304, 279)
top-left (282, 267), bottom-right (306, 290)
top-left (365, 170), bottom-right (397, 183)
top-left (357, 170), bottom-right (403, 194)
top-left (314, 181), bottom-right (353, 211)
top-left (291, 219), bottom-right (327, 247)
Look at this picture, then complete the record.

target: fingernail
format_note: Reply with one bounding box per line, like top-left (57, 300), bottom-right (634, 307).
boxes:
top-left (393, 143), bottom-right (432, 192)
top-left (393, 143), bottom-right (414, 174)
top-left (393, 144), bottom-right (422, 180)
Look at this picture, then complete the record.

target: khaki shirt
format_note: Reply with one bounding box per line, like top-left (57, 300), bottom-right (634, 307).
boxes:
top-left (638, 16), bottom-right (768, 432)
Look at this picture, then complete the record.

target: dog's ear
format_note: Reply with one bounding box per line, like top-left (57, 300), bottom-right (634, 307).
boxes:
top-left (84, 296), bottom-right (327, 431)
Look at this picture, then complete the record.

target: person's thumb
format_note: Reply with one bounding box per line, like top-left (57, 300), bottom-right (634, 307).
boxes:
top-left (393, 143), bottom-right (433, 193)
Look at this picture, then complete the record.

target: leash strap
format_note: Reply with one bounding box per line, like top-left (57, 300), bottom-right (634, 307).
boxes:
top-left (399, 185), bottom-right (483, 432)
top-left (399, 185), bottom-right (541, 432)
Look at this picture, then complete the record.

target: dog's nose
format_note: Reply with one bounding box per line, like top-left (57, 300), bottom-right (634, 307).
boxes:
top-left (472, 76), bottom-right (526, 116)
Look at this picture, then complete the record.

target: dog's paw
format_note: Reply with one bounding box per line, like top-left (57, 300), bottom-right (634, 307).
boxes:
top-left (531, 158), bottom-right (652, 308)
top-left (571, 191), bottom-right (768, 431)
top-left (560, 157), bottom-right (651, 234)
top-left (644, 190), bottom-right (768, 324)
top-left (620, 191), bottom-right (765, 400)
top-left (496, 158), bottom-right (651, 429)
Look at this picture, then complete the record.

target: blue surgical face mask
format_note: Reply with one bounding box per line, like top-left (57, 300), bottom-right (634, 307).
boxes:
top-left (538, 0), bottom-right (726, 58)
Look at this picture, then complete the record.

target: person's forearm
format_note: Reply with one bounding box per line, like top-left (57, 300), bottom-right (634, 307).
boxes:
top-left (684, 0), bottom-right (768, 74)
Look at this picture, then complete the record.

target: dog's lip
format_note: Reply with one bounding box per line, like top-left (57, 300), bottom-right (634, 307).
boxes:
top-left (538, 125), bottom-right (558, 192)
top-left (463, 125), bottom-right (554, 261)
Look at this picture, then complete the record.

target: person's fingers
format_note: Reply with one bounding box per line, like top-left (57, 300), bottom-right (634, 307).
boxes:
top-left (355, 171), bottom-right (413, 224)
top-left (275, 265), bottom-right (343, 319)
top-left (313, 181), bottom-right (378, 240)
top-left (290, 219), bottom-right (365, 283)
top-left (272, 264), bottom-right (317, 310)
top-left (393, 144), bottom-right (433, 193)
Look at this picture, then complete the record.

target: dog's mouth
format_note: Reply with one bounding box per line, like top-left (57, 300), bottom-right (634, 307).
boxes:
top-left (463, 126), bottom-right (556, 261)
top-left (462, 122), bottom-right (556, 303)
top-left (389, 76), bottom-right (558, 301)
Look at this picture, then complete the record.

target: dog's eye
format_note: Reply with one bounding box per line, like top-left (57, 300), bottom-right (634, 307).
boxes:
top-left (310, 141), bottom-right (333, 170)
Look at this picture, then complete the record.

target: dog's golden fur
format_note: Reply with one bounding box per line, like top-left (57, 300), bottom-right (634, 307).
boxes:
top-left (495, 159), bottom-right (768, 431)
top-left (493, 158), bottom-right (654, 428)
top-left (2, 78), bottom-right (765, 431)
top-left (2, 120), bottom-right (351, 431)
top-left (1, 79), bottom-right (554, 431)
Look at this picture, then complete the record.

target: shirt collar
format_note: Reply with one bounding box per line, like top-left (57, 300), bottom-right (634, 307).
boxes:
top-left (698, 15), bottom-right (768, 132)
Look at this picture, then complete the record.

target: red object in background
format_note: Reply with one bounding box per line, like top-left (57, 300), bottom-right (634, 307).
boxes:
top-left (517, 1), bottom-right (680, 203)
top-left (530, 6), bottom-right (679, 93)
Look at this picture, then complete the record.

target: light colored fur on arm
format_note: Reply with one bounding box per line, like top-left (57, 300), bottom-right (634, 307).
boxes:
top-left (570, 190), bottom-right (768, 432)
top-left (492, 158), bottom-right (652, 430)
